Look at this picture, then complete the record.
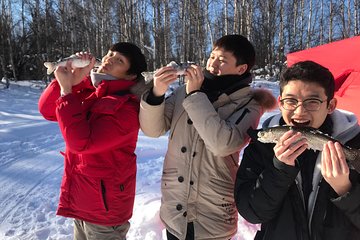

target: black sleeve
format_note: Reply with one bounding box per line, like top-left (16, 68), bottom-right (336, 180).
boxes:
top-left (234, 140), bottom-right (299, 224)
top-left (346, 132), bottom-right (360, 149)
top-left (146, 87), bottom-right (165, 105)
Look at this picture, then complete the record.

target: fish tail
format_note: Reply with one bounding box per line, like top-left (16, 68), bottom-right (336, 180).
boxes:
top-left (44, 62), bottom-right (56, 75)
top-left (348, 149), bottom-right (360, 174)
top-left (141, 72), bottom-right (155, 83)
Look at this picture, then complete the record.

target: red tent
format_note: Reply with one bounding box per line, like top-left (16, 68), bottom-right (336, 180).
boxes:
top-left (286, 36), bottom-right (360, 119)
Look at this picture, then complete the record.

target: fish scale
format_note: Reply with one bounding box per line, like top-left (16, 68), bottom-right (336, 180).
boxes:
top-left (44, 54), bottom-right (101, 75)
top-left (256, 125), bottom-right (360, 173)
top-left (141, 61), bottom-right (195, 83)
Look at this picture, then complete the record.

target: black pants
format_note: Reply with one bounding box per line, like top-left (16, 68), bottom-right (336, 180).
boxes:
top-left (166, 222), bottom-right (194, 240)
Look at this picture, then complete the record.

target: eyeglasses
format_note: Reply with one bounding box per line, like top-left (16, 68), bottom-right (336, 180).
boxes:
top-left (280, 98), bottom-right (326, 111)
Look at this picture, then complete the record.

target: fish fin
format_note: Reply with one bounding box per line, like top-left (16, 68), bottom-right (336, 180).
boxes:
top-left (44, 62), bottom-right (55, 75)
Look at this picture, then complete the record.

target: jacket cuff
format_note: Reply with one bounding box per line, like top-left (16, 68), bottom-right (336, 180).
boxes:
top-left (273, 156), bottom-right (300, 177)
top-left (185, 90), bottom-right (202, 98)
top-left (332, 172), bottom-right (360, 208)
top-left (145, 87), bottom-right (165, 105)
top-left (56, 92), bottom-right (75, 105)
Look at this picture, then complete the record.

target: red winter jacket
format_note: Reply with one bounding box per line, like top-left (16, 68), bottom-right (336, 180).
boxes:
top-left (38, 76), bottom-right (140, 226)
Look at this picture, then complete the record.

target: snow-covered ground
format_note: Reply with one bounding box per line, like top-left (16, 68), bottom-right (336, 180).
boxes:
top-left (0, 79), bottom-right (279, 240)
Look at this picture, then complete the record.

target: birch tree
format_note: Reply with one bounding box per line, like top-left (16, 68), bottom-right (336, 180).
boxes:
top-left (355, 0), bottom-right (359, 35)
top-left (306, 0), bottom-right (313, 48)
top-left (329, 0), bottom-right (334, 41)
top-left (278, 0), bottom-right (285, 62)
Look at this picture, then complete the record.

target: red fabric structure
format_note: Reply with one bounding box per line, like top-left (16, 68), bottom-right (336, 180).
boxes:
top-left (286, 36), bottom-right (360, 119)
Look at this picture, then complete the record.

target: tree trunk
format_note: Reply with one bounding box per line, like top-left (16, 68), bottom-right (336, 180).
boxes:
top-left (355, 0), bottom-right (359, 35)
top-left (329, 0), bottom-right (333, 42)
top-left (306, 0), bottom-right (312, 48)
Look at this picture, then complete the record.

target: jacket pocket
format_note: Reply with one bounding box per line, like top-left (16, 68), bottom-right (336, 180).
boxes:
top-left (209, 177), bottom-right (235, 201)
top-left (162, 168), bottom-right (178, 189)
top-left (69, 174), bottom-right (108, 212)
top-left (100, 180), bottom-right (109, 211)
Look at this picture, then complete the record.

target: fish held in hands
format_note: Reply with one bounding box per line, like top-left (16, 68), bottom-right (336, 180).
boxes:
top-left (44, 54), bottom-right (101, 75)
top-left (141, 61), bottom-right (195, 83)
top-left (255, 125), bottom-right (360, 173)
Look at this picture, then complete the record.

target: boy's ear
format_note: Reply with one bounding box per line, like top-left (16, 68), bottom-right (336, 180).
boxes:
top-left (327, 98), bottom-right (337, 113)
top-left (277, 95), bottom-right (284, 109)
top-left (237, 64), bottom-right (248, 75)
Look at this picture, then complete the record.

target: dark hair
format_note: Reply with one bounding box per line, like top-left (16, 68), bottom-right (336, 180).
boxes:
top-left (110, 42), bottom-right (147, 79)
top-left (213, 34), bottom-right (255, 72)
top-left (280, 61), bottom-right (335, 100)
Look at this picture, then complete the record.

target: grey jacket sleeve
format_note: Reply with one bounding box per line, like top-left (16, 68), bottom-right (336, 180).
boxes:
top-left (182, 91), bottom-right (263, 156)
top-left (139, 90), bottom-right (175, 137)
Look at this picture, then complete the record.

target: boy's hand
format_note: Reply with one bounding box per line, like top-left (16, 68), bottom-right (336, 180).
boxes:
top-left (54, 60), bottom-right (74, 95)
top-left (152, 66), bottom-right (178, 97)
top-left (321, 141), bottom-right (351, 196)
top-left (273, 130), bottom-right (308, 166)
top-left (185, 65), bottom-right (204, 94)
top-left (55, 52), bottom-right (95, 95)
top-left (73, 52), bottom-right (96, 85)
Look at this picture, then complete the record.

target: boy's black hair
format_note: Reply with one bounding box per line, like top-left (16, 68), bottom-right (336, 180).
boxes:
top-left (213, 34), bottom-right (255, 72)
top-left (280, 61), bottom-right (335, 100)
top-left (110, 42), bottom-right (147, 79)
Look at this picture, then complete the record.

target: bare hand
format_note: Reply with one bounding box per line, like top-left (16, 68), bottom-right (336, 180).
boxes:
top-left (54, 52), bottom-right (95, 95)
top-left (152, 66), bottom-right (178, 97)
top-left (185, 65), bottom-right (204, 94)
top-left (321, 141), bottom-right (351, 196)
top-left (273, 130), bottom-right (308, 166)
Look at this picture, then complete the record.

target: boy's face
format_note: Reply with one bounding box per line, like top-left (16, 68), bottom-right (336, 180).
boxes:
top-left (97, 50), bottom-right (136, 80)
top-left (279, 80), bottom-right (337, 129)
top-left (206, 47), bottom-right (247, 76)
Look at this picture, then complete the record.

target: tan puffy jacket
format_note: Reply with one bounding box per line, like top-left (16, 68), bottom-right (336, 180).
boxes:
top-left (139, 85), bottom-right (275, 240)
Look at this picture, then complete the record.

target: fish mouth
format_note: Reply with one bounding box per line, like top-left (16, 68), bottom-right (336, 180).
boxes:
top-left (291, 119), bottom-right (310, 127)
top-left (98, 65), bottom-right (109, 72)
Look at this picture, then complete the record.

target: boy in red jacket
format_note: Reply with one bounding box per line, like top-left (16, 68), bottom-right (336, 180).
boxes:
top-left (38, 42), bottom-right (147, 240)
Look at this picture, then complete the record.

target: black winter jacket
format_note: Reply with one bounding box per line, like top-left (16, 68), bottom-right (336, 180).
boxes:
top-left (234, 110), bottom-right (360, 240)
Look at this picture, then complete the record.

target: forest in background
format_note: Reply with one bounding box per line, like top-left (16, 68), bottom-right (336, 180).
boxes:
top-left (1, 0), bottom-right (359, 81)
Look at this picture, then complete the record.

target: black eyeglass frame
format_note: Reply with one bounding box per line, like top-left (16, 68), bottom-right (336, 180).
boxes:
top-left (280, 97), bottom-right (327, 111)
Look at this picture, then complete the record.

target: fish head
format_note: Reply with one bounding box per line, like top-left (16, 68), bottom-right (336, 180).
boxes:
top-left (257, 130), bottom-right (278, 144)
top-left (94, 58), bottom-right (102, 68)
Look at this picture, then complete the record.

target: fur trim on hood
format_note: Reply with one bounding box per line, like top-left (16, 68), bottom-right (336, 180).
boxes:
top-left (130, 78), bottom-right (153, 100)
top-left (252, 88), bottom-right (277, 111)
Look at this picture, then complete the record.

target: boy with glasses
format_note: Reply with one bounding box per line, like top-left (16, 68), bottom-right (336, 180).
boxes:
top-left (235, 61), bottom-right (360, 240)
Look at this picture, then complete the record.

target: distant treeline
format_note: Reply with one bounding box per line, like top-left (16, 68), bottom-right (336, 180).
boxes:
top-left (1, 0), bottom-right (359, 80)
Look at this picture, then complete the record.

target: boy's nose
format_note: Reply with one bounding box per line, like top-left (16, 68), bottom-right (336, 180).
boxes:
top-left (209, 59), bottom-right (219, 68)
top-left (293, 103), bottom-right (307, 114)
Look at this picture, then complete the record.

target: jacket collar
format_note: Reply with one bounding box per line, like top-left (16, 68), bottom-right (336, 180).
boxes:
top-left (88, 71), bottom-right (136, 97)
top-left (95, 79), bottom-right (136, 97)
top-left (201, 70), bottom-right (252, 102)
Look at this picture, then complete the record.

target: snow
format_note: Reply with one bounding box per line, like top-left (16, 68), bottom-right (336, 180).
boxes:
top-left (0, 80), bottom-right (279, 240)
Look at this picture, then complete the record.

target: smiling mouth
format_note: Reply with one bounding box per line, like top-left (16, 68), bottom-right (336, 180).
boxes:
top-left (291, 119), bottom-right (310, 127)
